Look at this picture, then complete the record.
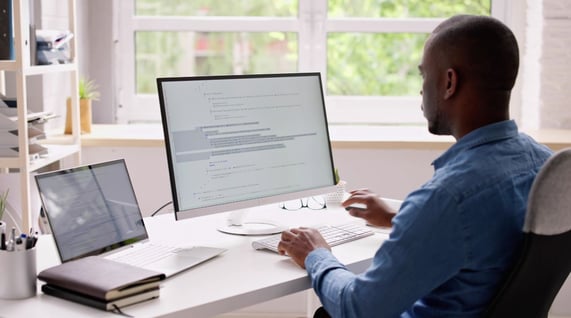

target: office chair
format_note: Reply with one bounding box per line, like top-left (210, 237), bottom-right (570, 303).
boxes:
top-left (485, 147), bottom-right (571, 318)
top-left (313, 306), bottom-right (331, 318)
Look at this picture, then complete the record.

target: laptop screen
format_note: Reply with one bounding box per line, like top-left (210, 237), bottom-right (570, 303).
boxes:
top-left (35, 159), bottom-right (148, 262)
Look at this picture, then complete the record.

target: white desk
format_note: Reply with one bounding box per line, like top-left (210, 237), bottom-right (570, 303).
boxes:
top-left (0, 203), bottom-right (397, 318)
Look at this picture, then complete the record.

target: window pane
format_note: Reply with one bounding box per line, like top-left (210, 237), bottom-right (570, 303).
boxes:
top-left (328, 0), bottom-right (490, 18)
top-left (135, 0), bottom-right (297, 17)
top-left (135, 32), bottom-right (298, 94)
top-left (327, 33), bottom-right (428, 96)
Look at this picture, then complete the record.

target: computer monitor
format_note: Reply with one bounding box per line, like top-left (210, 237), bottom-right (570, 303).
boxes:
top-left (157, 72), bottom-right (337, 235)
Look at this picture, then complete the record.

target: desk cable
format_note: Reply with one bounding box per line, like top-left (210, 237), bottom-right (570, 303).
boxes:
top-left (112, 304), bottom-right (134, 317)
top-left (150, 201), bottom-right (173, 217)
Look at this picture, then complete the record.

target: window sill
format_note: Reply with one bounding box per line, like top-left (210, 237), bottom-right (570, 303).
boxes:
top-left (75, 124), bottom-right (571, 151)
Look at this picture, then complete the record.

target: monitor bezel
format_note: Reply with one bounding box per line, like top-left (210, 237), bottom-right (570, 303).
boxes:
top-left (157, 72), bottom-right (338, 222)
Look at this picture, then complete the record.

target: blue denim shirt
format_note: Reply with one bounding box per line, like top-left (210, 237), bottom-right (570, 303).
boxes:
top-left (306, 120), bottom-right (553, 318)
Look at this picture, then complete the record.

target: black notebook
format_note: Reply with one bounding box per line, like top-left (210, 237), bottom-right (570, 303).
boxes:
top-left (37, 256), bottom-right (165, 301)
top-left (41, 284), bottom-right (160, 311)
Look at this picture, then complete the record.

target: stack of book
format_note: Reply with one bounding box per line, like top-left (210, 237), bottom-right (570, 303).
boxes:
top-left (37, 256), bottom-right (165, 312)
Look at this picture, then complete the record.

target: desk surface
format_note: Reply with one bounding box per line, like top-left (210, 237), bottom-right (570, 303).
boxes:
top-left (0, 203), bottom-right (397, 318)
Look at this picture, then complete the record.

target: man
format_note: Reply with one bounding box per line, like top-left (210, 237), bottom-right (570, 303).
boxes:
top-left (277, 15), bottom-right (553, 318)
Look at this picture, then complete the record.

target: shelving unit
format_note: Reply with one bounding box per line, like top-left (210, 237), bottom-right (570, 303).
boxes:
top-left (0, 0), bottom-right (81, 232)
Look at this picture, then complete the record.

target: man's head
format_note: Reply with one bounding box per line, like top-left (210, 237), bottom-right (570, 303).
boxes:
top-left (419, 15), bottom-right (519, 137)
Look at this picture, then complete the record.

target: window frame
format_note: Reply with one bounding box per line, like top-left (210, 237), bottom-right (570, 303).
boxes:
top-left (115, 0), bottom-right (512, 125)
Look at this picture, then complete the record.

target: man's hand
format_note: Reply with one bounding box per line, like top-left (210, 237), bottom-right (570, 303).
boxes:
top-left (342, 189), bottom-right (396, 227)
top-left (277, 227), bottom-right (331, 268)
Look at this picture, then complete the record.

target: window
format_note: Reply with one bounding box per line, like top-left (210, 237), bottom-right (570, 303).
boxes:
top-left (116, 0), bottom-right (509, 125)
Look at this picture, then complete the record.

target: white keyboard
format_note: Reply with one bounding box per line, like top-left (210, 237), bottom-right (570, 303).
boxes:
top-left (252, 223), bottom-right (374, 253)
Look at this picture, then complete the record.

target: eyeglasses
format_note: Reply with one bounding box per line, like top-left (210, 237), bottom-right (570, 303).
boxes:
top-left (280, 196), bottom-right (327, 211)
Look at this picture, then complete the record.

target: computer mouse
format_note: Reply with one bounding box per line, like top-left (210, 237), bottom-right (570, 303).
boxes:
top-left (344, 203), bottom-right (367, 211)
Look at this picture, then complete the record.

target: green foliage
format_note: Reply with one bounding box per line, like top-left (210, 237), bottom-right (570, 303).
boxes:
top-left (135, 0), bottom-right (297, 16)
top-left (0, 188), bottom-right (8, 220)
top-left (135, 31), bottom-right (297, 94)
top-left (328, 0), bottom-right (489, 18)
top-left (79, 77), bottom-right (100, 101)
top-left (134, 0), bottom-right (298, 94)
top-left (327, 32), bottom-right (427, 96)
top-left (133, 0), bottom-right (491, 96)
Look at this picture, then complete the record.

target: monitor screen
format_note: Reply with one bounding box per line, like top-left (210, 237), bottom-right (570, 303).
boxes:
top-left (157, 73), bottom-right (336, 234)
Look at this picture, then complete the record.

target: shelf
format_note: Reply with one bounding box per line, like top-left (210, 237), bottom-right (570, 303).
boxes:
top-left (0, 144), bottom-right (80, 171)
top-left (0, 60), bottom-right (17, 71)
top-left (0, 61), bottom-right (77, 75)
top-left (0, 156), bottom-right (19, 168)
top-left (23, 63), bottom-right (78, 76)
top-left (0, 0), bottom-right (80, 233)
top-left (38, 130), bottom-right (77, 145)
top-left (29, 144), bottom-right (80, 171)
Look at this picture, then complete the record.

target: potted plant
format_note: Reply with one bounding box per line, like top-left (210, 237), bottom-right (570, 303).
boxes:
top-left (325, 168), bottom-right (347, 207)
top-left (64, 77), bottom-right (100, 134)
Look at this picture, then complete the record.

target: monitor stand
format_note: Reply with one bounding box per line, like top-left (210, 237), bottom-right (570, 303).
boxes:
top-left (217, 208), bottom-right (286, 236)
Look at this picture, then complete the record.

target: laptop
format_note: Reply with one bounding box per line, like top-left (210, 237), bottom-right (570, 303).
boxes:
top-left (34, 159), bottom-right (226, 277)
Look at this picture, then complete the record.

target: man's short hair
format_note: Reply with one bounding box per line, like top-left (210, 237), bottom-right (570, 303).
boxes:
top-left (431, 15), bottom-right (519, 91)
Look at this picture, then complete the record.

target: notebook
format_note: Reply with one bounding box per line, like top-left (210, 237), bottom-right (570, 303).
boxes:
top-left (35, 159), bottom-right (226, 277)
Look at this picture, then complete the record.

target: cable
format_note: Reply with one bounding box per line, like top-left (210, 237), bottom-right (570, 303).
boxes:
top-left (112, 304), bottom-right (134, 317)
top-left (150, 201), bottom-right (173, 217)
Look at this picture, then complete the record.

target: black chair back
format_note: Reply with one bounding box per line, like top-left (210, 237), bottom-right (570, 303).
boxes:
top-left (485, 148), bottom-right (571, 318)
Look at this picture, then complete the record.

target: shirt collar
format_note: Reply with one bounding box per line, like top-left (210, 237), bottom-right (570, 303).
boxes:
top-left (433, 120), bottom-right (519, 168)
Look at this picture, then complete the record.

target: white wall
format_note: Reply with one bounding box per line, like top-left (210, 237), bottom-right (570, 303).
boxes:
top-left (535, 2), bottom-right (571, 314)
top-left (538, 0), bottom-right (571, 128)
top-left (521, 0), bottom-right (571, 130)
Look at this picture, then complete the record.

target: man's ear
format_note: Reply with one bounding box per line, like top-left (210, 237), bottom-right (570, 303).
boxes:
top-left (443, 68), bottom-right (457, 100)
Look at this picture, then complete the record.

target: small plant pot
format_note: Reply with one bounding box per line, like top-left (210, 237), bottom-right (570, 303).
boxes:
top-left (64, 98), bottom-right (92, 134)
top-left (325, 180), bottom-right (347, 208)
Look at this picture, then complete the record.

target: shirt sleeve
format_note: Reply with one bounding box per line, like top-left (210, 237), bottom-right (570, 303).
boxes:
top-left (305, 187), bottom-right (466, 318)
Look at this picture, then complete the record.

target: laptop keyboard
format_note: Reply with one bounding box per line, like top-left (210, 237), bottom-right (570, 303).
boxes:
top-left (252, 222), bottom-right (374, 253)
top-left (107, 243), bottom-right (183, 267)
